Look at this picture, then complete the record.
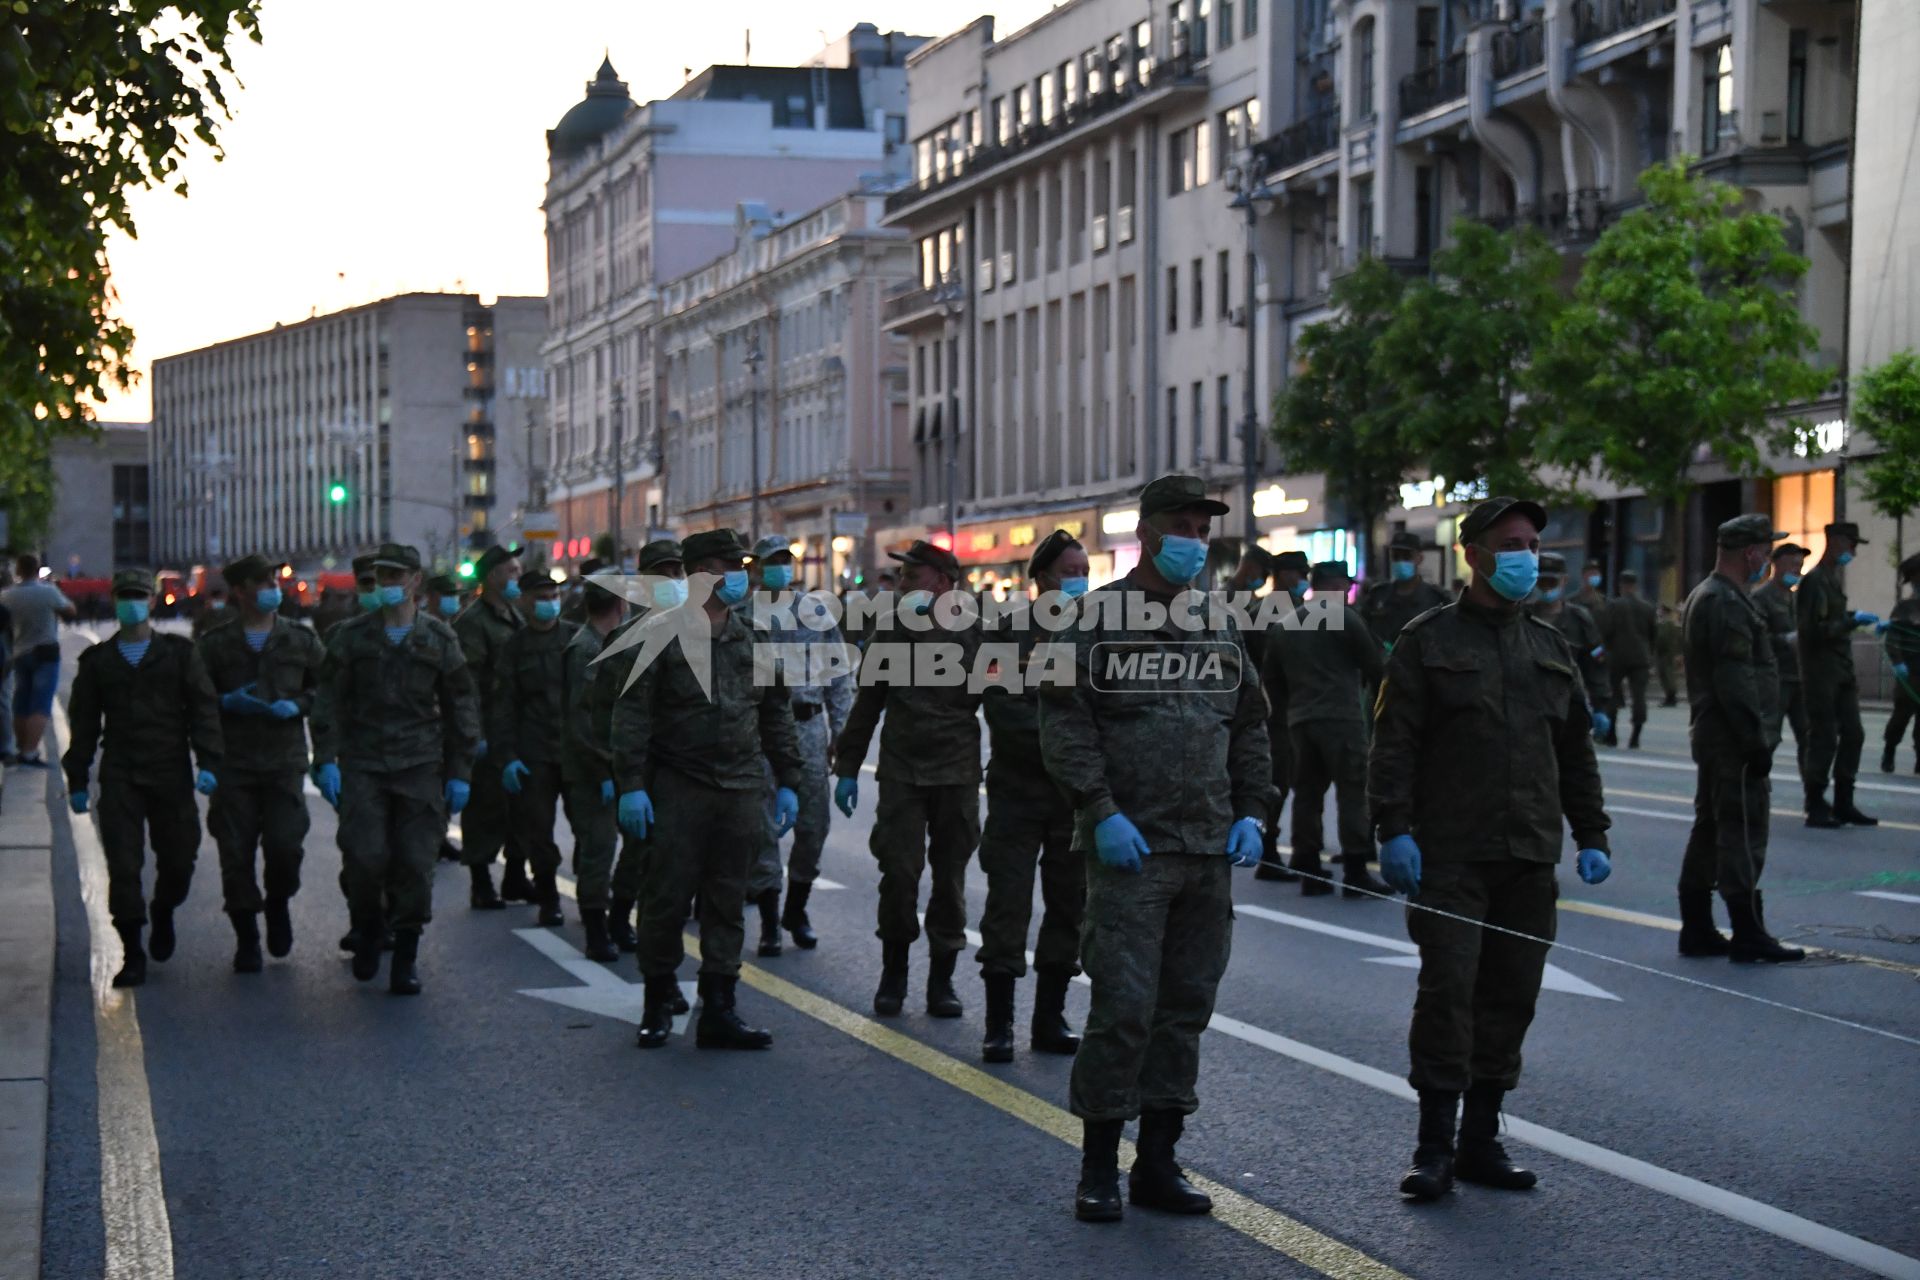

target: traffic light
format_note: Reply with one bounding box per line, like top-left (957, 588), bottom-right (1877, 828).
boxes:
top-left (327, 481), bottom-right (349, 504)
top-left (455, 562), bottom-right (476, 581)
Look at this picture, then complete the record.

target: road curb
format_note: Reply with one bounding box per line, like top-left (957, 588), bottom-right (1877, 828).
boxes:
top-left (0, 765), bottom-right (54, 1280)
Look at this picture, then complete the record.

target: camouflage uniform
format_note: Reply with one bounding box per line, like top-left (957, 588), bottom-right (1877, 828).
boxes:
top-left (493, 616), bottom-right (579, 898)
top-left (1795, 552), bottom-right (1866, 811)
top-left (561, 619), bottom-right (631, 910)
top-left (1526, 586), bottom-right (1610, 718)
top-left (1678, 569), bottom-right (1779, 897)
top-left (1359, 577), bottom-right (1451, 652)
top-left (1602, 589), bottom-right (1658, 738)
top-left (749, 595), bottom-right (855, 898)
top-left (1885, 578), bottom-right (1920, 771)
top-left (1750, 576), bottom-right (1807, 774)
top-left (453, 587), bottom-right (525, 876)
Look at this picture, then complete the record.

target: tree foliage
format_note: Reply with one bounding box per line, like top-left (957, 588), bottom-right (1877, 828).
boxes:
top-left (0, 0), bottom-right (262, 541)
top-left (1853, 350), bottom-right (1920, 524)
top-left (1530, 157), bottom-right (1831, 502)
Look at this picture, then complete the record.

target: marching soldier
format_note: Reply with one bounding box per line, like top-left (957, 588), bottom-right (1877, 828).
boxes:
top-left (833, 539), bottom-right (986, 1020)
top-left (744, 535), bottom-right (854, 956)
top-left (613, 529), bottom-right (802, 1051)
top-left (310, 543), bottom-right (479, 994)
top-left (455, 543), bottom-right (529, 905)
top-left (64, 570), bottom-right (224, 988)
top-left (1797, 521), bottom-right (1880, 827)
top-left (1252, 550), bottom-right (1308, 883)
top-left (1602, 570), bottom-right (1657, 748)
top-left (190, 584), bottom-right (230, 638)
top-left (1360, 531), bottom-right (1450, 651)
top-left (1039, 474), bottom-right (1271, 1224)
top-left (1751, 542), bottom-right (1810, 776)
top-left (425, 572), bottom-right (469, 624)
top-left (1675, 515), bottom-right (1799, 963)
top-left (195, 555), bottom-right (326, 972)
top-left (977, 529), bottom-right (1087, 1064)
top-left (1264, 560), bottom-right (1390, 897)
top-left (1884, 553), bottom-right (1920, 774)
top-left (561, 573), bottom-right (628, 960)
top-left (494, 573), bottom-right (577, 930)
top-left (1528, 553), bottom-right (1613, 740)
top-left (1370, 496), bottom-right (1612, 1202)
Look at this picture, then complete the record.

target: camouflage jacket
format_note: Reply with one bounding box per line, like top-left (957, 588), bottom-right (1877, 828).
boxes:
top-left (195, 613), bottom-right (326, 772)
top-left (1528, 600), bottom-right (1610, 713)
top-left (1749, 579), bottom-right (1801, 685)
top-left (491, 619), bottom-right (578, 767)
top-left (454, 593), bottom-right (524, 749)
top-left (834, 606), bottom-right (986, 787)
top-left (1601, 594), bottom-right (1657, 668)
top-left (311, 612), bottom-right (480, 780)
top-left (983, 605), bottom-right (1057, 793)
top-left (63, 631), bottom-right (223, 791)
top-left (1359, 578), bottom-right (1451, 651)
top-left (1262, 601), bottom-right (1385, 727)
top-left (1684, 572), bottom-right (1780, 757)
top-left (1795, 561), bottom-right (1855, 681)
top-left (561, 621), bottom-right (619, 789)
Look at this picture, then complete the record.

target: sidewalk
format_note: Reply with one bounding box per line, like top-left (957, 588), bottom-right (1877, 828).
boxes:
top-left (0, 762), bottom-right (55, 1279)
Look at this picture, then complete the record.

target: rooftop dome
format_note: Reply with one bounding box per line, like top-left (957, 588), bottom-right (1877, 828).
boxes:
top-left (548, 55), bottom-right (633, 161)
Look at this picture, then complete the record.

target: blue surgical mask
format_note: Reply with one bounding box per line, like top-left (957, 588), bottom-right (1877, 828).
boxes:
top-left (209, 598), bottom-right (227, 610)
top-left (255, 588), bottom-right (283, 612)
top-left (1151, 533), bottom-right (1209, 585)
top-left (1287, 579), bottom-right (1308, 599)
top-left (1781, 572), bottom-right (1801, 587)
top-left (1390, 560), bottom-right (1416, 582)
top-left (716, 570), bottom-right (749, 605)
top-left (1486, 550), bottom-right (1541, 602)
top-left (502, 579), bottom-right (523, 600)
top-left (115, 598), bottom-right (149, 627)
top-left (1059, 576), bottom-right (1089, 599)
top-left (1540, 586), bottom-right (1563, 603)
top-left (533, 598), bottom-right (562, 622)
top-left (761, 564), bottom-right (793, 591)
top-left (901, 588), bottom-right (935, 614)
top-left (1748, 564), bottom-right (1768, 584)
top-left (1586, 573), bottom-right (1603, 589)
top-left (438, 596), bottom-right (463, 617)
top-left (377, 584), bottom-right (409, 608)
top-left (357, 589), bottom-right (381, 612)
top-left (1837, 551), bottom-right (1854, 566)
top-left (651, 578), bottom-right (689, 610)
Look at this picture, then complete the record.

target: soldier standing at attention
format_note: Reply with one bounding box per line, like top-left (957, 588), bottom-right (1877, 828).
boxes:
top-left (561, 574), bottom-right (628, 960)
top-left (1655, 605), bottom-right (1683, 706)
top-left (1750, 542), bottom-right (1810, 778)
top-left (1252, 551), bottom-right (1308, 883)
top-left (1369, 496), bottom-right (1612, 1202)
top-left (1265, 560), bottom-right (1390, 897)
top-left (1571, 560), bottom-right (1616, 741)
top-left (1602, 570), bottom-right (1657, 748)
top-left (614, 529), bottom-right (802, 1050)
top-left (1883, 553), bottom-right (1920, 774)
top-left (310, 543), bottom-right (479, 995)
top-left (1527, 554), bottom-right (1613, 742)
top-left (1796, 521), bottom-right (1881, 828)
top-left (1675, 515), bottom-right (1800, 963)
top-left (494, 572), bottom-right (576, 930)
top-left (1360, 531), bottom-right (1450, 652)
top-left (64, 570), bottom-right (223, 987)
top-left (455, 543), bottom-right (529, 906)
top-left (1039, 475), bottom-right (1271, 1224)
top-left (976, 529), bottom-right (1088, 1064)
top-left (195, 555), bottom-right (326, 972)
top-left (834, 539), bottom-right (987, 1020)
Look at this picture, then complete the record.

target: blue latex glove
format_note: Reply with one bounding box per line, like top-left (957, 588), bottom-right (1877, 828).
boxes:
top-left (474, 738), bottom-right (488, 762)
top-left (1225, 816), bottom-right (1262, 867)
top-left (1894, 662), bottom-right (1911, 680)
top-left (195, 769), bottom-right (218, 796)
top-left (444, 779), bottom-right (470, 815)
top-left (313, 762), bottom-right (341, 808)
top-left (1851, 611), bottom-right (1881, 629)
top-left (502, 759), bottom-right (531, 794)
top-left (599, 778), bottom-right (615, 807)
top-left (1590, 646), bottom-right (1605, 659)
top-left (267, 699), bottom-right (300, 720)
top-left (1591, 709), bottom-right (1613, 738)
top-left (774, 787), bottom-right (799, 836)
top-left (1576, 848), bottom-right (1612, 885)
top-left (1093, 812), bottom-right (1150, 873)
top-left (618, 789), bottom-right (654, 839)
top-left (834, 776), bottom-right (858, 817)
top-left (68, 791), bottom-right (89, 815)
top-left (1380, 834), bottom-right (1422, 895)
top-left (221, 688), bottom-right (271, 716)
top-left (1875, 619), bottom-right (1892, 636)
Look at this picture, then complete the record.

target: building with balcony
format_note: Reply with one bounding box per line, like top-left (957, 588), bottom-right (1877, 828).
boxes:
top-left (150, 293), bottom-right (547, 572)
top-left (540, 26), bottom-right (929, 564)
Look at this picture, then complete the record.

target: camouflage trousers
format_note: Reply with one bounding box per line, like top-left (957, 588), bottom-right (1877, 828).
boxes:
top-left (562, 780), bottom-right (646, 909)
top-left (461, 746), bottom-right (525, 870)
top-left (1678, 747), bottom-right (1771, 896)
top-left (749, 708), bottom-right (833, 897)
top-left (975, 770), bottom-right (1082, 978)
top-left (506, 759), bottom-right (565, 878)
top-left (208, 767), bottom-right (308, 914)
top-left (634, 765), bottom-right (757, 980)
top-left (870, 780), bottom-right (979, 957)
top-left (97, 769), bottom-right (202, 930)
top-left (1288, 718), bottom-right (1372, 876)
top-left (1070, 853), bottom-right (1232, 1122)
top-left (338, 764), bottom-right (445, 934)
top-left (1801, 673), bottom-right (1865, 795)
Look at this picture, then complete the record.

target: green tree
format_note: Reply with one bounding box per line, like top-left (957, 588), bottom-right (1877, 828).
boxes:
top-left (1852, 351), bottom-right (1920, 536)
top-left (1379, 219), bottom-right (1564, 496)
top-left (0, 0), bottom-right (262, 541)
top-left (1271, 257), bottom-right (1421, 576)
top-left (1531, 157), bottom-right (1832, 502)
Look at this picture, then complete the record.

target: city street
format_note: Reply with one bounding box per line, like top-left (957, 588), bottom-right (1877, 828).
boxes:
top-left (32, 624), bottom-right (1920, 1280)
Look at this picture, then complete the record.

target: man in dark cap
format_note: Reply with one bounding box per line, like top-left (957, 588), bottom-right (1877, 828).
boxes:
top-left (1751, 541), bottom-right (1810, 777)
top-left (561, 556), bottom-right (605, 625)
top-left (64, 570), bottom-right (224, 988)
top-left (1369, 496), bottom-right (1612, 1202)
top-left (1264, 560), bottom-right (1390, 896)
top-left (314, 554), bottom-right (377, 638)
top-left (835, 536), bottom-right (987, 1020)
top-left (1601, 569), bottom-right (1657, 748)
top-left (455, 542), bottom-right (529, 905)
top-left (190, 582), bottom-right (231, 638)
top-left (1676, 515), bottom-right (1801, 963)
top-left (424, 572), bottom-right (469, 625)
top-left (1040, 475), bottom-right (1271, 1223)
top-left (494, 571), bottom-right (577, 930)
top-left (614, 528), bottom-right (803, 1050)
top-left (1797, 521), bottom-right (1881, 827)
top-left (195, 554), bottom-right (327, 971)
top-left (311, 543), bottom-right (479, 994)
top-left (1252, 550), bottom-right (1309, 883)
top-left (561, 571), bottom-right (628, 960)
top-left (1528, 553), bottom-right (1611, 736)
top-left (1360, 530), bottom-right (1450, 651)
top-left (1885, 553), bottom-right (1920, 774)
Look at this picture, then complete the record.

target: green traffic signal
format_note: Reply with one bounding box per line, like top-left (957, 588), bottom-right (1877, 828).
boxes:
top-left (455, 562), bottom-right (475, 580)
top-left (327, 482), bottom-right (348, 504)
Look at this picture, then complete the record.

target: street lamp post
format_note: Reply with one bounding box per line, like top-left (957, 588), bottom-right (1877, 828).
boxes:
top-left (744, 327), bottom-right (764, 543)
top-left (1228, 162), bottom-right (1278, 544)
top-left (610, 380), bottom-right (626, 568)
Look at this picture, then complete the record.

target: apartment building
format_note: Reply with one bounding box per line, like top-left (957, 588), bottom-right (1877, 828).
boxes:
top-left (48, 422), bottom-right (151, 578)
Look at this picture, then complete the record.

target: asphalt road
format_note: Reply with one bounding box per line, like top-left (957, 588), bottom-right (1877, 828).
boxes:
top-left (35, 626), bottom-right (1920, 1280)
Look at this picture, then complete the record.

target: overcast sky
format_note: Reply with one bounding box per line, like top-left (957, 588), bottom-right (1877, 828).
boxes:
top-left (97, 0), bottom-right (1051, 423)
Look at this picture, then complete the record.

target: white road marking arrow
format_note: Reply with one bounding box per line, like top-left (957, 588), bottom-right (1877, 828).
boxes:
top-left (1233, 902), bottom-right (1620, 1001)
top-left (512, 927), bottom-right (696, 1033)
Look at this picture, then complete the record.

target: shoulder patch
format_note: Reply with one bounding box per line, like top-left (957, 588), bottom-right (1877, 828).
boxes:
top-left (1399, 603), bottom-right (1452, 634)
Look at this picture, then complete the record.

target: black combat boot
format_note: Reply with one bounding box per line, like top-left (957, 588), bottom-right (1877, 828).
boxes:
top-left (468, 863), bottom-right (504, 909)
top-left (694, 975), bottom-right (773, 1050)
top-left (438, 838), bottom-right (462, 863)
top-left (981, 972), bottom-right (1016, 1063)
top-left (263, 895), bottom-right (293, 958)
top-left (1676, 890), bottom-right (1730, 957)
top-left (387, 930), bottom-right (422, 995)
top-left (1455, 1083), bottom-right (1536, 1189)
top-left (1726, 891), bottom-right (1806, 963)
top-left (608, 896), bottom-right (638, 952)
top-left (1253, 830), bottom-right (1297, 881)
top-left (229, 911), bottom-right (264, 974)
top-left (1295, 851), bottom-right (1333, 897)
top-left (1833, 783), bottom-right (1878, 827)
top-left (1074, 1119), bottom-right (1125, 1223)
top-left (926, 949), bottom-right (963, 1018)
top-left (873, 941), bottom-right (910, 1016)
top-left (112, 923), bottom-right (147, 989)
top-left (756, 888), bottom-right (783, 958)
top-left (1342, 859), bottom-right (1394, 899)
top-left (581, 909), bottom-right (619, 962)
top-left (635, 974), bottom-right (678, 1049)
top-left (1629, 722), bottom-right (1643, 749)
top-left (533, 869), bottom-right (564, 927)
top-left (1030, 970), bottom-right (1082, 1055)
top-left (1804, 790), bottom-right (1843, 829)
top-left (1883, 741), bottom-right (1898, 774)
top-left (148, 897), bottom-right (178, 963)
top-left (499, 859), bottom-right (534, 903)
top-left (1399, 1090), bottom-right (1458, 1200)
top-left (781, 880), bottom-right (818, 949)
top-left (349, 916), bottom-right (384, 982)
top-left (1128, 1111), bottom-right (1213, 1214)
top-left (1603, 726), bottom-right (1619, 748)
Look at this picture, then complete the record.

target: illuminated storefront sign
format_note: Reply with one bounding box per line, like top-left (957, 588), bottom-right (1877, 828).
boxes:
top-left (1793, 417), bottom-right (1847, 459)
top-left (1251, 485), bottom-right (1311, 518)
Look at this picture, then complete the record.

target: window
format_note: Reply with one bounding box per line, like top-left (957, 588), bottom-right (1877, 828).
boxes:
top-left (1167, 387), bottom-right (1180, 468)
top-left (1192, 257), bottom-right (1204, 326)
top-left (886, 114), bottom-right (907, 145)
top-left (1245, 0), bottom-right (1257, 37)
top-left (1169, 128), bottom-right (1190, 195)
top-left (1016, 85), bottom-right (1033, 132)
top-left (1787, 29), bottom-right (1807, 144)
top-left (1416, 7), bottom-right (1439, 70)
top-left (1702, 43), bottom-right (1734, 153)
top-left (1194, 119), bottom-right (1212, 185)
top-left (1063, 60), bottom-right (1078, 110)
top-left (1121, 143), bottom-right (1137, 210)
top-left (1220, 0), bottom-right (1234, 49)
top-left (1135, 19), bottom-right (1154, 82)
top-left (1167, 265), bottom-right (1180, 332)
top-left (1217, 376), bottom-right (1232, 461)
top-left (1191, 383), bottom-right (1204, 463)
top-left (1355, 179), bottom-right (1376, 258)
top-left (1218, 251), bottom-right (1232, 318)
top-left (1355, 19), bottom-right (1377, 122)
top-left (916, 138), bottom-right (933, 183)
top-left (1039, 72), bottom-right (1056, 125)
top-left (1085, 48), bottom-right (1105, 97)
top-left (1194, 0), bottom-right (1212, 58)
top-left (992, 96), bottom-right (1009, 145)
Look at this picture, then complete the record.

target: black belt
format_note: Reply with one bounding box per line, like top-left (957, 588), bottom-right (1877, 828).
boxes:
top-left (793, 701), bottom-right (823, 721)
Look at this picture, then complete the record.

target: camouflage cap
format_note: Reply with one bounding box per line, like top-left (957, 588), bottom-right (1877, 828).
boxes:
top-left (748, 534), bottom-right (795, 563)
top-left (681, 528), bottom-right (750, 565)
top-left (1271, 550), bottom-right (1310, 574)
top-left (426, 573), bottom-right (465, 596)
top-left (577, 556), bottom-right (607, 577)
top-left (1771, 542), bottom-right (1811, 560)
top-left (1823, 521), bottom-right (1868, 545)
top-left (637, 539), bottom-right (684, 571)
top-left (1717, 513), bottom-right (1788, 549)
top-left (111, 568), bottom-right (155, 597)
top-left (1458, 496), bottom-right (1548, 544)
top-left (220, 554), bottom-right (283, 587)
top-left (1138, 473), bottom-right (1229, 519)
top-left (888, 538), bottom-right (961, 579)
top-left (1309, 560), bottom-right (1352, 585)
top-left (1538, 551), bottom-right (1569, 574)
top-left (370, 542), bottom-right (422, 571)
top-left (1026, 527), bottom-right (1083, 579)
top-left (1386, 530), bottom-right (1431, 553)
top-left (1618, 568), bottom-right (1640, 582)
top-left (350, 553), bottom-right (377, 580)
top-left (474, 543), bottom-right (523, 580)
